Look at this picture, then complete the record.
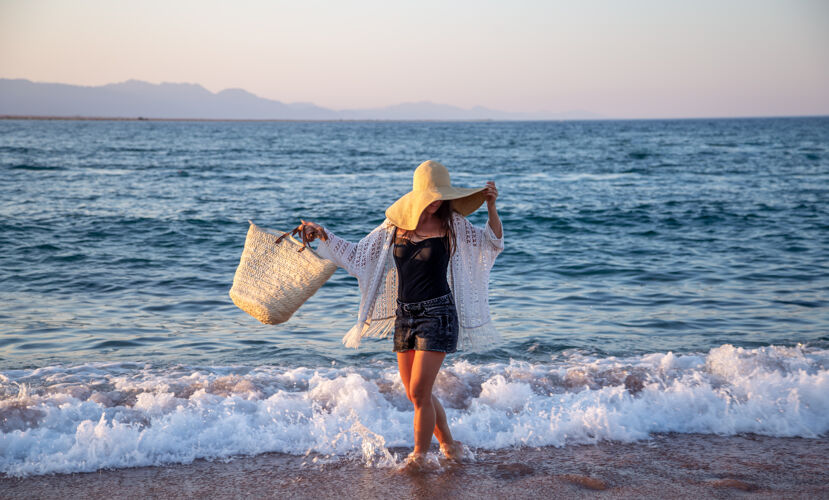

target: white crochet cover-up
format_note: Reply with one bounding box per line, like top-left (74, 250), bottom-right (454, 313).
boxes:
top-left (315, 210), bottom-right (504, 351)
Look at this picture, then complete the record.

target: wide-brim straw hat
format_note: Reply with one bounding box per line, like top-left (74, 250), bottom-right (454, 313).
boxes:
top-left (385, 160), bottom-right (487, 230)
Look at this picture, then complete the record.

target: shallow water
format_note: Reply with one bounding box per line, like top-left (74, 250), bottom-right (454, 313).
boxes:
top-left (1, 118), bottom-right (828, 476)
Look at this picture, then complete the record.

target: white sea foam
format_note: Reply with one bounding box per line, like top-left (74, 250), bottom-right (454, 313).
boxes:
top-left (1, 344), bottom-right (827, 477)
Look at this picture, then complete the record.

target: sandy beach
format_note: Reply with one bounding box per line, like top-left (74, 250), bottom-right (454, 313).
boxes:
top-left (2, 434), bottom-right (826, 499)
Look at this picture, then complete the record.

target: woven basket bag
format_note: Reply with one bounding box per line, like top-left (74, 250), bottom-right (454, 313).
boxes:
top-left (229, 221), bottom-right (337, 324)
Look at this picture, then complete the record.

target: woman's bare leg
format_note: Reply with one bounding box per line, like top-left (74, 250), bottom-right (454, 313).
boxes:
top-left (397, 350), bottom-right (453, 451)
top-left (430, 394), bottom-right (453, 446)
top-left (409, 350), bottom-right (446, 454)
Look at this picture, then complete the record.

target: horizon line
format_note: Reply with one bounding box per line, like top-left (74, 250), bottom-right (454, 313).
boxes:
top-left (2, 114), bottom-right (828, 123)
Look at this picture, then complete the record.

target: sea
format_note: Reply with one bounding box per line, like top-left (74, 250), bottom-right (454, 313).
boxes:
top-left (0, 117), bottom-right (827, 479)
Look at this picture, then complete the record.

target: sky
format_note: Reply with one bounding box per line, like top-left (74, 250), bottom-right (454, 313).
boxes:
top-left (1, 0), bottom-right (827, 119)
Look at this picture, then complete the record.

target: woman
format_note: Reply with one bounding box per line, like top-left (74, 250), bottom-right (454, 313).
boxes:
top-left (298, 160), bottom-right (503, 468)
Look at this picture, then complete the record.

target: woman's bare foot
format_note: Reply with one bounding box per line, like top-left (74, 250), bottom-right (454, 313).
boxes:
top-left (439, 440), bottom-right (465, 461)
top-left (400, 451), bottom-right (438, 472)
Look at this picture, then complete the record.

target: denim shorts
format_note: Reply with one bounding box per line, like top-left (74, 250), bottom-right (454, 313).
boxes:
top-left (393, 292), bottom-right (459, 353)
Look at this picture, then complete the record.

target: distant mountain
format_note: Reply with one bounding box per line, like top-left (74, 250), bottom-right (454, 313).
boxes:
top-left (0, 78), bottom-right (602, 121)
top-left (0, 79), bottom-right (338, 120)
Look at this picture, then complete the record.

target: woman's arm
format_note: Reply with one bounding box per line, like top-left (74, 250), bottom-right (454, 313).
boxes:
top-left (484, 181), bottom-right (502, 238)
top-left (299, 219), bottom-right (390, 279)
top-left (456, 180), bottom-right (504, 269)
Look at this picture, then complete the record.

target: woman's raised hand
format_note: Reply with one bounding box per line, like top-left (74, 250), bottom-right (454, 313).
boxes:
top-left (298, 219), bottom-right (327, 242)
top-left (484, 181), bottom-right (498, 206)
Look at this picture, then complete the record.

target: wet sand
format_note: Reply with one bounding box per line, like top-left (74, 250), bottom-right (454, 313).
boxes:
top-left (2, 434), bottom-right (827, 499)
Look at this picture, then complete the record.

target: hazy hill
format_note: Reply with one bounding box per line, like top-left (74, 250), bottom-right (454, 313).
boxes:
top-left (0, 78), bottom-right (602, 120)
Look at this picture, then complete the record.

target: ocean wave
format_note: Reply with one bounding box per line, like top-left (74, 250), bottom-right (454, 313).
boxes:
top-left (1, 344), bottom-right (827, 477)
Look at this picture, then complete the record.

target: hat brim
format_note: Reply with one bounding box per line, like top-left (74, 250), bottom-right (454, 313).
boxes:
top-left (385, 186), bottom-right (487, 230)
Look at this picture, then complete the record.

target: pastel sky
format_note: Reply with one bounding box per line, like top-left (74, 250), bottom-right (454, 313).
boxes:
top-left (1, 0), bottom-right (827, 118)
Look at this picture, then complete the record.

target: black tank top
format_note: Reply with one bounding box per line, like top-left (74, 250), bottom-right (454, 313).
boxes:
top-left (393, 233), bottom-right (451, 303)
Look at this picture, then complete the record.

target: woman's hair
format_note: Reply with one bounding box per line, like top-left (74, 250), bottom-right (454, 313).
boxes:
top-left (397, 201), bottom-right (457, 256)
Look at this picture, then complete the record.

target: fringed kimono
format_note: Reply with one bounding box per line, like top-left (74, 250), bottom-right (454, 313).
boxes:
top-left (316, 211), bottom-right (503, 351)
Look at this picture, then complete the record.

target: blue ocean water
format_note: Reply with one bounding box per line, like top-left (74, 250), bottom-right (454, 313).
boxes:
top-left (1, 118), bottom-right (827, 476)
top-left (2, 118), bottom-right (827, 367)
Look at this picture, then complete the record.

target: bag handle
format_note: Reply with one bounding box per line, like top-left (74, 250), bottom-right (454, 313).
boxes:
top-left (275, 224), bottom-right (312, 252)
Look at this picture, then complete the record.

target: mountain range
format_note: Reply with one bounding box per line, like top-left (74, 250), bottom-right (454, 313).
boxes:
top-left (0, 78), bottom-right (602, 121)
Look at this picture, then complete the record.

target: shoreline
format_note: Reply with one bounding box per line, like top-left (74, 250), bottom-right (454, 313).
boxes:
top-left (2, 434), bottom-right (827, 499)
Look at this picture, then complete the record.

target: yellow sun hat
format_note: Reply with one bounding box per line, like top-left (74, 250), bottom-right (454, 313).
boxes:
top-left (385, 160), bottom-right (487, 231)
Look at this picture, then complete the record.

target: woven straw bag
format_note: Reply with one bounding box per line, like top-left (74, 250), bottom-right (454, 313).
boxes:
top-left (229, 221), bottom-right (337, 324)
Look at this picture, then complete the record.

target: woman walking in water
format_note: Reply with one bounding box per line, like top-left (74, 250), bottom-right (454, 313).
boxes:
top-left (298, 160), bottom-right (503, 468)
